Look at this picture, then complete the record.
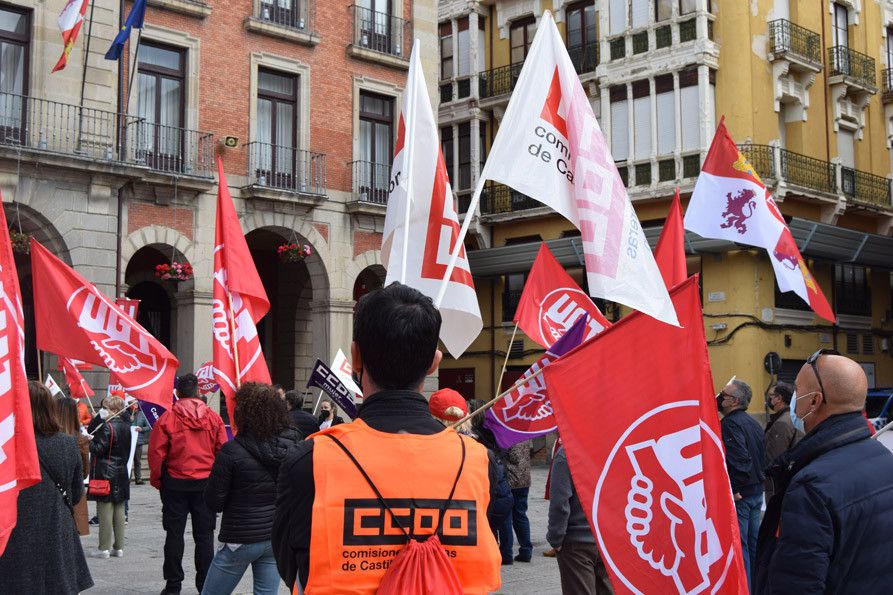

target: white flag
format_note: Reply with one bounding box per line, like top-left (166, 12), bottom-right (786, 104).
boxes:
top-left (331, 349), bottom-right (363, 397)
top-left (381, 42), bottom-right (482, 357)
top-left (477, 12), bottom-right (677, 326)
top-left (44, 374), bottom-right (64, 398)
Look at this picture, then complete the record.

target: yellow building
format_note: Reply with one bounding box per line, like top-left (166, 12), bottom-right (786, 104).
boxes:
top-left (437, 0), bottom-right (893, 415)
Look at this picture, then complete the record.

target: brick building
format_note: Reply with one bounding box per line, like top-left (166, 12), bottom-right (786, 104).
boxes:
top-left (0, 0), bottom-right (437, 394)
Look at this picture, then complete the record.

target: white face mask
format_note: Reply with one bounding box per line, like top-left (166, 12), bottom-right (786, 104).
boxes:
top-left (789, 391), bottom-right (818, 432)
top-left (98, 408), bottom-right (109, 420)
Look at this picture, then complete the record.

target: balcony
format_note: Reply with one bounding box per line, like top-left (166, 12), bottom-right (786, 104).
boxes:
top-left (479, 63), bottom-right (523, 101)
top-left (568, 42), bottom-right (599, 75)
top-left (131, 122), bottom-right (214, 178)
top-left (883, 68), bottom-right (893, 104)
top-left (348, 4), bottom-right (410, 68)
top-left (828, 46), bottom-right (877, 92)
top-left (768, 20), bottom-right (821, 68)
top-left (766, 20), bottom-right (822, 122)
top-left (480, 184), bottom-right (540, 216)
top-left (244, 142), bottom-right (326, 201)
top-left (245, 0), bottom-right (318, 45)
top-left (147, 0), bottom-right (211, 18)
top-left (350, 159), bottom-right (390, 213)
top-left (616, 153), bottom-right (702, 191)
top-left (841, 167), bottom-right (892, 209)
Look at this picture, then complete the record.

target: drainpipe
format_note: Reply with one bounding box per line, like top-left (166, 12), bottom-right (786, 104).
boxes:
top-left (820, 3), bottom-right (831, 165)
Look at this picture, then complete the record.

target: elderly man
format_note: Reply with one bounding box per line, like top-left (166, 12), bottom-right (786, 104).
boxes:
top-left (717, 378), bottom-right (765, 585)
top-left (754, 350), bottom-right (893, 594)
top-left (763, 382), bottom-right (802, 501)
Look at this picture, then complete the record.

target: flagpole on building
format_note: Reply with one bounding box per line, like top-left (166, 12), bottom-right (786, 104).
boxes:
top-left (493, 322), bottom-right (518, 399)
top-left (125, 29), bottom-right (143, 113)
top-left (75, 0), bottom-right (97, 151)
top-left (450, 363), bottom-right (547, 430)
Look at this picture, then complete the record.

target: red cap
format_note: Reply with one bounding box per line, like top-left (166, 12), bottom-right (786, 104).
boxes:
top-left (429, 389), bottom-right (468, 422)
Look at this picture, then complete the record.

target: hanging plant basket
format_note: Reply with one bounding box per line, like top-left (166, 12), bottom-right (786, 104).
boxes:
top-left (155, 261), bottom-right (193, 281)
top-left (9, 228), bottom-right (29, 254)
top-left (277, 242), bottom-right (312, 263)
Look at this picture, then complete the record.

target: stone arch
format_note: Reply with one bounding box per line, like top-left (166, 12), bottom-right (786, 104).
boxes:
top-left (122, 225), bottom-right (195, 273)
top-left (353, 263), bottom-right (386, 301)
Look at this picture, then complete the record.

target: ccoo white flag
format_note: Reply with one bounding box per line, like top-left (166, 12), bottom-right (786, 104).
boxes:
top-left (478, 12), bottom-right (677, 326)
top-left (381, 42), bottom-right (483, 357)
top-left (44, 374), bottom-right (64, 398)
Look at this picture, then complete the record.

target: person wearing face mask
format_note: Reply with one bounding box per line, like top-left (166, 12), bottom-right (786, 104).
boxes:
top-left (762, 382), bottom-right (803, 501)
top-left (717, 378), bottom-right (765, 589)
top-left (754, 351), bottom-right (893, 594)
top-left (316, 399), bottom-right (343, 430)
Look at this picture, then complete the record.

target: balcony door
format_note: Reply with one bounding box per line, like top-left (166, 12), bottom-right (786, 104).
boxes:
top-left (260, 0), bottom-right (301, 29)
top-left (137, 43), bottom-right (185, 171)
top-left (357, 0), bottom-right (392, 54)
top-left (567, 2), bottom-right (597, 73)
top-left (510, 17), bottom-right (535, 65)
top-left (0, 6), bottom-right (29, 144)
top-left (358, 92), bottom-right (393, 204)
top-left (257, 69), bottom-right (298, 190)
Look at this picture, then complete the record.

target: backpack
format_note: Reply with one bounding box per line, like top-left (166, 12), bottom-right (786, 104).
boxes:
top-left (321, 432), bottom-right (466, 595)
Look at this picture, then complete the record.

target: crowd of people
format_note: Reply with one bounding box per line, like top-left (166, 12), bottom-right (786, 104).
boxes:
top-left (1, 282), bottom-right (892, 594)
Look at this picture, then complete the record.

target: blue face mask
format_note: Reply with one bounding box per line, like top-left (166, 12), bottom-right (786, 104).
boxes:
top-left (789, 391), bottom-right (816, 432)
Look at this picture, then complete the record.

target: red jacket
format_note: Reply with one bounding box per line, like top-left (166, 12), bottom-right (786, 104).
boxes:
top-left (148, 398), bottom-right (227, 489)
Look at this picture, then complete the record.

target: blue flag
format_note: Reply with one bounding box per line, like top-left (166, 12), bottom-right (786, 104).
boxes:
top-left (105, 0), bottom-right (146, 61)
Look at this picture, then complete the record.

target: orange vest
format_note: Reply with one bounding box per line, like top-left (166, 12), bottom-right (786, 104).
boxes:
top-left (304, 420), bottom-right (501, 595)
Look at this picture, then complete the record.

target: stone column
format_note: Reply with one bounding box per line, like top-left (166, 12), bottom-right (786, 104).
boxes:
top-left (174, 290), bottom-right (214, 375)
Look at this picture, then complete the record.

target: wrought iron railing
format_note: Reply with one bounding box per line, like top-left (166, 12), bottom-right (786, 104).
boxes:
top-left (780, 148), bottom-right (835, 194)
top-left (632, 31), bottom-right (648, 54)
top-left (350, 4), bottom-right (410, 60)
top-left (478, 63), bottom-right (523, 99)
top-left (480, 183), bottom-right (539, 214)
top-left (655, 25), bottom-right (671, 49)
top-left (679, 19), bottom-right (697, 42)
top-left (132, 121), bottom-right (214, 177)
top-left (883, 68), bottom-right (893, 103)
top-left (253, 0), bottom-right (315, 33)
top-left (828, 46), bottom-right (877, 89)
top-left (738, 144), bottom-right (776, 179)
top-left (245, 142), bottom-right (326, 195)
top-left (0, 92), bottom-right (142, 162)
top-left (768, 19), bottom-right (821, 65)
top-left (609, 37), bottom-right (625, 60)
top-left (841, 167), bottom-right (891, 208)
top-left (351, 159), bottom-right (391, 205)
top-left (568, 42), bottom-right (598, 74)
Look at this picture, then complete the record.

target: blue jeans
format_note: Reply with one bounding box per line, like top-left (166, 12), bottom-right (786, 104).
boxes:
top-left (735, 493), bottom-right (762, 590)
top-left (511, 487), bottom-right (532, 559)
top-left (200, 540), bottom-right (280, 595)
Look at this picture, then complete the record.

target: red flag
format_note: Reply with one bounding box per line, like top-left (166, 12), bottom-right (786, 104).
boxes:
top-left (543, 277), bottom-right (748, 595)
top-left (212, 158), bottom-right (270, 422)
top-left (0, 205), bottom-right (40, 555)
top-left (654, 189), bottom-right (687, 289)
top-left (513, 243), bottom-right (611, 348)
top-left (61, 357), bottom-right (93, 399)
top-left (30, 239), bottom-right (177, 409)
top-left (108, 298), bottom-right (140, 395)
top-left (52, 0), bottom-right (89, 72)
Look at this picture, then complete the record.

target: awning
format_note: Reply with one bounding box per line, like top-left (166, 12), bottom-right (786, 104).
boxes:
top-left (467, 217), bottom-right (893, 277)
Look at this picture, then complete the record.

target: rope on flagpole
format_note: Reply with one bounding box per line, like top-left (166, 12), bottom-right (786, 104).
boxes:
top-left (449, 363), bottom-right (547, 430)
top-left (493, 322), bottom-right (518, 399)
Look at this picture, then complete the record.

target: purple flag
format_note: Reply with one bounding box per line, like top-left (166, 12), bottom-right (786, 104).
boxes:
top-left (139, 397), bottom-right (172, 428)
top-left (484, 315), bottom-right (589, 448)
top-left (306, 359), bottom-right (359, 419)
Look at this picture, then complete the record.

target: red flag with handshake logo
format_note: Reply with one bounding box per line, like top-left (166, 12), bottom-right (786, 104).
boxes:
top-left (212, 158), bottom-right (271, 423)
top-left (0, 205), bottom-right (40, 556)
top-left (31, 239), bottom-right (177, 409)
top-left (543, 277), bottom-right (747, 595)
top-left (514, 243), bottom-right (610, 349)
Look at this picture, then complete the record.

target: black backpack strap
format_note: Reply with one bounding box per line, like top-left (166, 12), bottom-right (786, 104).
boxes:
top-left (436, 433), bottom-right (466, 533)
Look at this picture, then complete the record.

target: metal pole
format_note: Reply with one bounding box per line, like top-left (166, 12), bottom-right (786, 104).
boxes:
top-left (126, 29), bottom-right (143, 114)
top-left (76, 0), bottom-right (97, 151)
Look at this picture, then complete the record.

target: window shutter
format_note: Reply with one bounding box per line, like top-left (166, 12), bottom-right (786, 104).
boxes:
top-left (837, 130), bottom-right (855, 168)
top-left (477, 26), bottom-right (486, 71)
top-left (609, 0), bottom-right (626, 35)
top-left (611, 100), bottom-right (629, 161)
top-left (680, 85), bottom-right (699, 151)
top-left (633, 96), bottom-right (651, 160)
top-left (656, 91), bottom-right (675, 155)
top-left (457, 28), bottom-right (470, 76)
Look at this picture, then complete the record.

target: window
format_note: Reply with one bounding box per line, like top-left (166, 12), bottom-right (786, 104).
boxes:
top-left (610, 86), bottom-right (629, 161)
top-left (775, 282), bottom-right (811, 311)
top-left (679, 0), bottom-right (697, 15)
top-left (458, 122), bottom-right (471, 190)
top-left (632, 80), bottom-right (651, 159)
top-left (567, 2), bottom-right (597, 73)
top-left (439, 22), bottom-right (453, 80)
top-left (837, 129), bottom-right (855, 168)
top-left (655, 74), bottom-right (675, 155)
top-left (357, 0), bottom-right (394, 54)
top-left (440, 125), bottom-right (454, 185)
top-left (887, 26), bottom-right (893, 67)
top-left (358, 91), bottom-right (394, 203)
top-left (832, 3), bottom-right (848, 47)
top-left (259, 0), bottom-right (303, 29)
top-left (137, 42), bottom-right (186, 169)
top-left (835, 264), bottom-right (871, 316)
top-left (609, 0), bottom-right (626, 34)
top-left (679, 68), bottom-right (699, 151)
top-left (256, 69), bottom-right (298, 189)
top-left (510, 18), bottom-right (536, 64)
top-left (457, 18), bottom-right (472, 77)
top-left (479, 121), bottom-right (487, 175)
top-left (631, 0), bottom-right (649, 28)
top-left (0, 5), bottom-right (29, 135)
top-left (503, 272), bottom-right (526, 321)
top-left (656, 0), bottom-right (673, 21)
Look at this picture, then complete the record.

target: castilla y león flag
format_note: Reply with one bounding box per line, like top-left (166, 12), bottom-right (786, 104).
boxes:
top-left (514, 243), bottom-right (611, 349)
top-left (212, 158), bottom-right (271, 419)
top-left (479, 11), bottom-right (677, 327)
top-left (685, 120), bottom-right (834, 322)
top-left (0, 204), bottom-right (40, 556)
top-left (381, 42), bottom-right (481, 358)
top-left (31, 239), bottom-right (177, 409)
top-left (543, 277), bottom-right (747, 595)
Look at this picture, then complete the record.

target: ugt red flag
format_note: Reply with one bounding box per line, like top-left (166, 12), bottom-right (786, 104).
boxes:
top-left (514, 243), bottom-right (610, 349)
top-left (685, 120), bottom-right (834, 322)
top-left (654, 189), bottom-right (687, 289)
top-left (53, 0), bottom-right (89, 72)
top-left (0, 205), bottom-right (40, 556)
top-left (30, 239), bottom-right (177, 409)
top-left (108, 297), bottom-right (139, 396)
top-left (213, 158), bottom-right (271, 420)
top-left (61, 357), bottom-right (93, 399)
top-left (544, 277), bottom-right (748, 595)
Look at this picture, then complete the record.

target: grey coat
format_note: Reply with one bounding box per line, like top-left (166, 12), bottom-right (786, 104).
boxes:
top-left (764, 407), bottom-right (803, 500)
top-left (505, 440), bottom-right (532, 490)
top-left (0, 433), bottom-right (93, 594)
top-left (547, 447), bottom-right (595, 547)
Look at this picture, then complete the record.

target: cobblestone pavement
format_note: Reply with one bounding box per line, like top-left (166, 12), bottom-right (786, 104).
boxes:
top-left (82, 466), bottom-right (562, 594)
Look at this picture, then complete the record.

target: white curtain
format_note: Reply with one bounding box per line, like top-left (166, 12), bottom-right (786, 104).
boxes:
top-left (680, 85), bottom-right (699, 151)
top-left (631, 0), bottom-right (649, 28)
top-left (609, 0), bottom-right (626, 35)
top-left (633, 96), bottom-right (651, 160)
top-left (656, 91), bottom-right (675, 155)
top-left (610, 100), bottom-right (629, 161)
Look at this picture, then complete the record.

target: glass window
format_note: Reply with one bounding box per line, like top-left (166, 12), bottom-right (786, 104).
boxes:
top-left (887, 26), bottom-right (893, 67)
top-left (440, 125), bottom-right (454, 184)
top-left (656, 0), bottom-right (674, 21)
top-left (567, 2), bottom-right (597, 72)
top-left (679, 69), bottom-right (699, 151)
top-left (0, 4), bottom-right (28, 133)
top-left (655, 75), bottom-right (675, 155)
top-left (631, 0), bottom-right (649, 28)
top-left (609, 0), bottom-right (626, 35)
top-left (610, 86), bottom-right (629, 161)
top-left (510, 18), bottom-right (536, 64)
top-left (439, 22), bottom-right (453, 80)
top-left (679, 0), bottom-right (697, 15)
top-left (138, 42), bottom-right (185, 164)
top-left (256, 68), bottom-right (298, 188)
top-left (503, 273), bottom-right (526, 321)
top-left (833, 3), bottom-right (848, 47)
top-left (835, 264), bottom-right (871, 316)
top-left (458, 122), bottom-right (471, 190)
top-left (359, 91), bottom-right (394, 202)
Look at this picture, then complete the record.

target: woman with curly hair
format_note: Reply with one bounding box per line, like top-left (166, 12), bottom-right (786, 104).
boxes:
top-left (202, 383), bottom-right (301, 594)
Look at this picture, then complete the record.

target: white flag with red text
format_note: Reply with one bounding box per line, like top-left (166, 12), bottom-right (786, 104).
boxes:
top-left (381, 42), bottom-right (482, 357)
top-left (479, 12), bottom-right (677, 326)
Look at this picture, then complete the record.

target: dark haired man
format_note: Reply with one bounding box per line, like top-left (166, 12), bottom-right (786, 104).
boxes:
top-left (273, 283), bottom-right (501, 593)
top-left (149, 374), bottom-right (227, 595)
top-left (763, 382), bottom-right (802, 500)
top-left (283, 390), bottom-right (318, 438)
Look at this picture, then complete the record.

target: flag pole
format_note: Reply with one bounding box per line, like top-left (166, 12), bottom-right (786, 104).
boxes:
top-left (84, 394), bottom-right (96, 415)
top-left (399, 39), bottom-right (420, 283)
top-left (227, 291), bottom-right (242, 390)
top-left (125, 29), bottom-right (143, 114)
top-left (493, 322), bottom-right (518, 399)
top-left (76, 0), bottom-right (97, 151)
top-left (36, 349), bottom-right (43, 382)
top-left (434, 174), bottom-right (486, 307)
top-left (88, 405), bottom-right (129, 436)
top-left (450, 363), bottom-right (547, 430)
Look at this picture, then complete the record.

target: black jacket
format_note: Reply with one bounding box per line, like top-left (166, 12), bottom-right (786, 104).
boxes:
top-left (754, 412), bottom-right (893, 594)
top-left (271, 390), bottom-right (499, 590)
top-left (289, 410), bottom-right (319, 439)
top-left (720, 408), bottom-right (765, 497)
top-left (88, 417), bottom-right (132, 503)
top-left (203, 427), bottom-right (301, 544)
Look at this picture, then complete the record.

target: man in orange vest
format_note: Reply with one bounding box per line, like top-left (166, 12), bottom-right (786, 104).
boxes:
top-left (272, 283), bottom-right (501, 593)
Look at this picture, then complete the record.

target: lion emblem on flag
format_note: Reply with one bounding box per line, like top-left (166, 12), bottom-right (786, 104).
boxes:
top-left (720, 189), bottom-right (757, 234)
